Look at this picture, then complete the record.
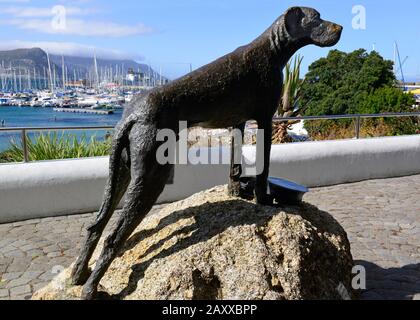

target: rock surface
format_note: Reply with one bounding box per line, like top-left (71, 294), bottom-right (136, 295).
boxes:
top-left (33, 186), bottom-right (355, 300)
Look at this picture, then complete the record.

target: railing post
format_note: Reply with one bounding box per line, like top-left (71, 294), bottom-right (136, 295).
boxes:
top-left (355, 116), bottom-right (361, 139)
top-left (22, 129), bottom-right (29, 163)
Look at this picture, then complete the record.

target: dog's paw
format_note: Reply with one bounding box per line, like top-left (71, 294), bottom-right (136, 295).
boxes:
top-left (256, 194), bottom-right (274, 206)
top-left (227, 183), bottom-right (241, 198)
top-left (70, 266), bottom-right (92, 286)
top-left (81, 285), bottom-right (98, 300)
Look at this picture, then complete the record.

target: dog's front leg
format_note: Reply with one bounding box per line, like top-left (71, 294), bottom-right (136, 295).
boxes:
top-left (228, 122), bottom-right (246, 197)
top-left (255, 117), bottom-right (273, 205)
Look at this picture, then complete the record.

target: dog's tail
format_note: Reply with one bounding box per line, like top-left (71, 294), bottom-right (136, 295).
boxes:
top-left (107, 113), bottom-right (140, 189)
top-left (111, 114), bottom-right (139, 158)
top-left (87, 114), bottom-right (138, 232)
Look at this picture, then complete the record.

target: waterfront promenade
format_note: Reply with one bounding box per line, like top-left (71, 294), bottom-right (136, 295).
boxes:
top-left (0, 175), bottom-right (419, 300)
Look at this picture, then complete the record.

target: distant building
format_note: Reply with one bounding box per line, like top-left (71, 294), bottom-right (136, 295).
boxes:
top-left (408, 88), bottom-right (420, 108)
top-left (126, 68), bottom-right (169, 87)
top-left (126, 68), bottom-right (146, 84)
top-left (66, 80), bottom-right (87, 88)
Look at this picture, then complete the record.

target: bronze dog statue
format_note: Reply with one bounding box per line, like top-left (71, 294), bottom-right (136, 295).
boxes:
top-left (71, 7), bottom-right (342, 299)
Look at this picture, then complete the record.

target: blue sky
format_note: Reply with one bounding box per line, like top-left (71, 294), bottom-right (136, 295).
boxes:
top-left (0, 0), bottom-right (419, 80)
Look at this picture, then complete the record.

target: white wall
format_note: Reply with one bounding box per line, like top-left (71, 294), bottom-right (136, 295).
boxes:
top-left (1, 135), bottom-right (419, 223)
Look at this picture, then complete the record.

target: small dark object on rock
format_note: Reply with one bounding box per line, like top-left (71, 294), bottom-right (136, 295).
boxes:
top-left (268, 177), bottom-right (309, 205)
top-left (238, 177), bottom-right (308, 205)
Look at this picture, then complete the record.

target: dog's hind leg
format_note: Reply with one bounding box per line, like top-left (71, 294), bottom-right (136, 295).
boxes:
top-left (71, 149), bottom-right (130, 285)
top-left (81, 123), bottom-right (173, 299)
top-left (71, 121), bottom-right (136, 285)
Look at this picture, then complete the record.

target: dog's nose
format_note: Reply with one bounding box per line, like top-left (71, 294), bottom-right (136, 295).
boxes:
top-left (332, 24), bottom-right (343, 33)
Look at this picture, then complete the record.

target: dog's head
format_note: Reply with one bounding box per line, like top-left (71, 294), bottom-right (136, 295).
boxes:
top-left (283, 7), bottom-right (342, 48)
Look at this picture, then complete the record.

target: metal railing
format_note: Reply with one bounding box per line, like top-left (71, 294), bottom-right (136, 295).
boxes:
top-left (0, 112), bottom-right (419, 163)
top-left (0, 125), bottom-right (115, 163)
top-left (272, 112), bottom-right (420, 139)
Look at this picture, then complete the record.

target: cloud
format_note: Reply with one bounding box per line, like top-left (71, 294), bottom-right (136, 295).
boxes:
top-left (1, 18), bottom-right (154, 37)
top-left (0, 0), bottom-right (31, 3)
top-left (0, 40), bottom-right (145, 60)
top-left (2, 6), bottom-right (94, 18)
top-left (0, 4), bottom-right (155, 38)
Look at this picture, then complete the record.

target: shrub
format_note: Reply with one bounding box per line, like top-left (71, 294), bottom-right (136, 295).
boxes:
top-left (0, 132), bottom-right (112, 163)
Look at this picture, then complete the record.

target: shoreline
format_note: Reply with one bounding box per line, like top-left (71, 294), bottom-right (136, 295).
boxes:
top-left (0, 106), bottom-right (122, 152)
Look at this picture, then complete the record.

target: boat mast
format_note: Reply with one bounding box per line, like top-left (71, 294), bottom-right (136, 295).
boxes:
top-left (93, 50), bottom-right (99, 90)
top-left (43, 67), bottom-right (47, 90)
top-left (27, 69), bottom-right (31, 91)
top-left (19, 69), bottom-right (22, 92)
top-left (65, 66), bottom-right (68, 89)
top-left (13, 69), bottom-right (17, 92)
top-left (62, 54), bottom-right (66, 91)
top-left (0, 61), bottom-right (4, 91)
top-left (53, 67), bottom-right (56, 92)
top-left (46, 50), bottom-right (54, 93)
top-left (394, 41), bottom-right (407, 90)
top-left (34, 67), bottom-right (38, 90)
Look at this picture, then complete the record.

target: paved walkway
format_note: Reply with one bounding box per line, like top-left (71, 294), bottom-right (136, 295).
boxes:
top-left (305, 175), bottom-right (420, 300)
top-left (0, 175), bottom-right (419, 300)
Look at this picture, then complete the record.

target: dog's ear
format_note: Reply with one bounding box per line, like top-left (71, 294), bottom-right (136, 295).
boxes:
top-left (284, 7), bottom-right (305, 38)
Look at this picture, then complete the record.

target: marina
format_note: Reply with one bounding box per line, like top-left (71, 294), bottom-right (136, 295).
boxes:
top-left (0, 47), bottom-right (171, 132)
top-left (0, 106), bottom-right (123, 152)
top-left (53, 108), bottom-right (114, 115)
top-left (0, 89), bottom-right (133, 109)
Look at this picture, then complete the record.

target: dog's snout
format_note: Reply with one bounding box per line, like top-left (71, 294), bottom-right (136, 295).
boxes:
top-left (330, 23), bottom-right (343, 34)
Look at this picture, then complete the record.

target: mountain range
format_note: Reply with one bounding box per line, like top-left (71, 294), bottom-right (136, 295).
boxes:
top-left (0, 48), bottom-right (162, 80)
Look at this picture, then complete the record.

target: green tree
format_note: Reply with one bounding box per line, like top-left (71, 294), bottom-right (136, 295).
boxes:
top-left (357, 87), bottom-right (418, 136)
top-left (300, 49), bottom-right (418, 139)
top-left (301, 49), bottom-right (395, 116)
top-left (357, 87), bottom-right (414, 114)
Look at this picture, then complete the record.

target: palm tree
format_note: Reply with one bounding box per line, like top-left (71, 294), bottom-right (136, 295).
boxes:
top-left (272, 55), bottom-right (305, 144)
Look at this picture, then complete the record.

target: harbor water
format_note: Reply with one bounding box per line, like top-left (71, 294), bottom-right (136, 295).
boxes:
top-left (0, 106), bottom-right (123, 152)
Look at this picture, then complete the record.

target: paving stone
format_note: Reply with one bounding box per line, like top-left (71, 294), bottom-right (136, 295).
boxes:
top-left (1, 272), bottom-right (23, 281)
top-left (6, 250), bottom-right (25, 258)
top-left (6, 257), bottom-right (32, 272)
top-left (0, 246), bottom-right (17, 254)
top-left (32, 282), bottom-right (48, 293)
top-left (11, 219), bottom-right (41, 227)
top-left (0, 288), bottom-right (9, 298)
top-left (26, 249), bottom-right (44, 259)
top-left (6, 277), bottom-right (32, 288)
top-left (22, 271), bottom-right (44, 280)
top-left (10, 285), bottom-right (31, 296)
top-left (42, 245), bottom-right (61, 254)
top-left (20, 244), bottom-right (36, 252)
top-left (38, 271), bottom-right (57, 282)
top-left (0, 264), bottom-right (7, 273)
top-left (0, 239), bottom-right (13, 248)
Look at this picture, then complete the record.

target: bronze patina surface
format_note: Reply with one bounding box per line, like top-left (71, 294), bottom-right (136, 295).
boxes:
top-left (71, 7), bottom-right (342, 299)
